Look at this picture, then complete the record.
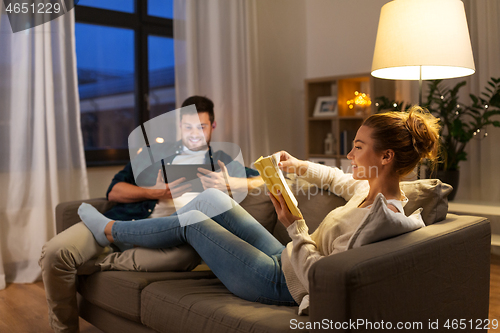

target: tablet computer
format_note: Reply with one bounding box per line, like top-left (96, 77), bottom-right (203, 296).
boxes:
top-left (163, 164), bottom-right (220, 192)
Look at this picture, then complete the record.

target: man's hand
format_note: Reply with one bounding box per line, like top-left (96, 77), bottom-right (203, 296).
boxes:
top-left (276, 151), bottom-right (309, 176)
top-left (197, 160), bottom-right (232, 192)
top-left (197, 160), bottom-right (264, 192)
top-left (147, 170), bottom-right (192, 200)
top-left (268, 190), bottom-right (302, 228)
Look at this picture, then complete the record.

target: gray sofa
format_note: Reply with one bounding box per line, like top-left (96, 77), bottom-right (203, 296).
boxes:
top-left (55, 178), bottom-right (491, 332)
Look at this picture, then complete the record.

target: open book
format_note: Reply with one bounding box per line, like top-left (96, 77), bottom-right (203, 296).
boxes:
top-left (254, 153), bottom-right (303, 218)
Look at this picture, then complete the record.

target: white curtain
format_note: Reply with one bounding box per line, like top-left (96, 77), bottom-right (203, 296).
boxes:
top-left (0, 8), bottom-right (89, 289)
top-left (173, 0), bottom-right (269, 165)
top-left (455, 0), bottom-right (500, 202)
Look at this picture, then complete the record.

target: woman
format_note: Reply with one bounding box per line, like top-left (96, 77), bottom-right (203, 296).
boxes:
top-left (78, 106), bottom-right (440, 314)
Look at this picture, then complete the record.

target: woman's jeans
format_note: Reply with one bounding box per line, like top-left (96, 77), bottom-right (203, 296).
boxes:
top-left (111, 188), bottom-right (296, 306)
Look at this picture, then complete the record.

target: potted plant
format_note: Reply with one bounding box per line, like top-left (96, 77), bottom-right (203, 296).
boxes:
top-left (375, 77), bottom-right (500, 200)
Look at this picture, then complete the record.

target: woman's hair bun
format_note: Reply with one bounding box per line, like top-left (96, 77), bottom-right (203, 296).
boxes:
top-left (404, 106), bottom-right (440, 161)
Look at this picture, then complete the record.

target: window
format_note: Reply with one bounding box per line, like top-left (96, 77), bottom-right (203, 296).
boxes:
top-left (77, 0), bottom-right (134, 13)
top-left (148, 35), bottom-right (175, 119)
top-left (75, 1), bottom-right (175, 165)
top-left (148, 0), bottom-right (173, 19)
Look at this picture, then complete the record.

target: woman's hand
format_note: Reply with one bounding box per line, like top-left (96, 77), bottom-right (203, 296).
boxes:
top-left (268, 190), bottom-right (302, 228)
top-left (276, 151), bottom-right (308, 176)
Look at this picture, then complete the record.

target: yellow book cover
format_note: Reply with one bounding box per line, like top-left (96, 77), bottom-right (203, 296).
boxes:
top-left (254, 153), bottom-right (302, 218)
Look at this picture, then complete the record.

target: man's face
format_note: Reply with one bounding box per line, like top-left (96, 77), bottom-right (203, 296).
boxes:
top-left (180, 112), bottom-right (213, 151)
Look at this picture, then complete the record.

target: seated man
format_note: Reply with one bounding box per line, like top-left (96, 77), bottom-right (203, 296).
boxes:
top-left (39, 95), bottom-right (263, 333)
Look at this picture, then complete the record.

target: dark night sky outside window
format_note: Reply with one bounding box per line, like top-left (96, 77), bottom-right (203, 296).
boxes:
top-left (75, 0), bottom-right (175, 166)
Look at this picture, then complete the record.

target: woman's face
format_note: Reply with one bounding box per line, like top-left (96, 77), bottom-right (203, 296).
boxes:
top-left (346, 125), bottom-right (384, 180)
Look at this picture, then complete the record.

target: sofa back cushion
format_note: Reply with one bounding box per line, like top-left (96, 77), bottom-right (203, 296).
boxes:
top-left (400, 179), bottom-right (452, 225)
top-left (240, 179), bottom-right (348, 246)
top-left (239, 186), bottom-right (278, 234)
top-left (273, 178), bottom-right (347, 245)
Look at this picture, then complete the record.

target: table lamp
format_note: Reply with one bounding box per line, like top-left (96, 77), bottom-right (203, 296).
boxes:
top-left (371, 0), bottom-right (475, 105)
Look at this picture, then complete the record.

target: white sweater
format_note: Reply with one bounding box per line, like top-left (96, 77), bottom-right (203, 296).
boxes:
top-left (281, 162), bottom-right (408, 314)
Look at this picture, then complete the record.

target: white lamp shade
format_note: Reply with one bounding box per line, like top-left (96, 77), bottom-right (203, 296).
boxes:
top-left (371, 0), bottom-right (475, 80)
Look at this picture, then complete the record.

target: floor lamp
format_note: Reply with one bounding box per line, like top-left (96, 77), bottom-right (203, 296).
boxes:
top-left (370, 0), bottom-right (475, 178)
top-left (371, 0), bottom-right (475, 105)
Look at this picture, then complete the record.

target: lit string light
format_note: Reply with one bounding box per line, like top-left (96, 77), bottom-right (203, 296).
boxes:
top-left (346, 91), bottom-right (372, 110)
top-left (474, 104), bottom-right (490, 139)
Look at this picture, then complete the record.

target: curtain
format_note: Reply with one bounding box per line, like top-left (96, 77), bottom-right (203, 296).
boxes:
top-left (173, 0), bottom-right (269, 165)
top-left (0, 7), bottom-right (89, 289)
top-left (456, 0), bottom-right (500, 202)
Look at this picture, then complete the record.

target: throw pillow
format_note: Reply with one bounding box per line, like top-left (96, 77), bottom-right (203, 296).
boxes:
top-left (347, 193), bottom-right (425, 249)
top-left (400, 179), bottom-right (452, 225)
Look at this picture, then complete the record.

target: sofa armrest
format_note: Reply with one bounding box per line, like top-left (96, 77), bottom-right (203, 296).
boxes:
top-left (55, 198), bottom-right (116, 234)
top-left (308, 214), bottom-right (490, 332)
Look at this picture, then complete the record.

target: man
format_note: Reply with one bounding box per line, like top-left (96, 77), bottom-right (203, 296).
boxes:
top-left (39, 96), bottom-right (263, 333)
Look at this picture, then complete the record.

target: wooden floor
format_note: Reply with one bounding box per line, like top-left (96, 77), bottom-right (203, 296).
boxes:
top-left (2, 256), bottom-right (500, 332)
top-left (0, 281), bottom-right (103, 333)
top-left (490, 255), bottom-right (500, 323)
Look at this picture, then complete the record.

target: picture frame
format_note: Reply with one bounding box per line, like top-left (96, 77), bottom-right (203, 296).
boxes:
top-left (313, 96), bottom-right (338, 117)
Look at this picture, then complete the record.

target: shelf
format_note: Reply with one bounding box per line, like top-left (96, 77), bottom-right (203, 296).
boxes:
top-left (448, 202), bottom-right (500, 216)
top-left (492, 235), bottom-right (500, 247)
top-left (308, 116), bottom-right (365, 121)
top-left (309, 154), bottom-right (338, 158)
top-left (447, 201), bottom-right (500, 247)
top-left (305, 73), bottom-right (395, 162)
top-left (339, 116), bottom-right (366, 120)
top-left (308, 117), bottom-right (337, 121)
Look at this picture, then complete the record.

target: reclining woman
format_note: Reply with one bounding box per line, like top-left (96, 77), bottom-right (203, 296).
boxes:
top-left (78, 106), bottom-right (440, 314)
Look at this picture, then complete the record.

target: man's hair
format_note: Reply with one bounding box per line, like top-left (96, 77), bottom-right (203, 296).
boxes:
top-left (180, 96), bottom-right (215, 124)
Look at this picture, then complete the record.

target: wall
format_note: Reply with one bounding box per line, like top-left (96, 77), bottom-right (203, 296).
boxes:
top-left (306, 0), bottom-right (390, 78)
top-left (304, 0), bottom-right (418, 103)
top-left (255, 0), bottom-right (308, 159)
top-left (87, 165), bottom-right (123, 199)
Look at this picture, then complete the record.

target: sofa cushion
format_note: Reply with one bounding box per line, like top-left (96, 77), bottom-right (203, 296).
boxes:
top-left (77, 270), bottom-right (215, 323)
top-left (141, 278), bottom-right (309, 333)
top-left (239, 185), bottom-right (278, 234)
top-left (273, 177), bottom-right (347, 245)
top-left (400, 179), bottom-right (452, 225)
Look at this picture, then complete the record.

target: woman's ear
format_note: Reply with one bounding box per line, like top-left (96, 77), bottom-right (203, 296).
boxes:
top-left (381, 149), bottom-right (395, 165)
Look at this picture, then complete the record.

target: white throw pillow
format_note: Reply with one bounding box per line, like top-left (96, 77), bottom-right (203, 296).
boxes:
top-left (347, 193), bottom-right (425, 249)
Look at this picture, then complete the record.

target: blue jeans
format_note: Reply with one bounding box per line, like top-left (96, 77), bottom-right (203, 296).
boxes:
top-left (111, 188), bottom-right (296, 306)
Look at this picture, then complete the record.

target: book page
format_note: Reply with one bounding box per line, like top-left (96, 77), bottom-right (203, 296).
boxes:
top-left (271, 154), bottom-right (298, 207)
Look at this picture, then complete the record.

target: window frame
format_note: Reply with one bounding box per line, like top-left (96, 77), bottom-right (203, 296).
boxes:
top-left (75, 2), bottom-right (174, 166)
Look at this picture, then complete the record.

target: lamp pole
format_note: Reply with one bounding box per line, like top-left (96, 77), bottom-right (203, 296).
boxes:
top-left (419, 66), bottom-right (423, 106)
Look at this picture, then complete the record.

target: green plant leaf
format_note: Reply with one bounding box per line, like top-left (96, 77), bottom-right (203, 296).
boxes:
top-left (470, 94), bottom-right (479, 105)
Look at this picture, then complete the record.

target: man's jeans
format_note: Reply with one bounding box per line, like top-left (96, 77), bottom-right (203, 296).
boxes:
top-left (112, 188), bottom-right (296, 305)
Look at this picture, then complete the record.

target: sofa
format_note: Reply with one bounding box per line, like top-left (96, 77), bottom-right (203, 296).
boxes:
top-left (55, 178), bottom-right (491, 333)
